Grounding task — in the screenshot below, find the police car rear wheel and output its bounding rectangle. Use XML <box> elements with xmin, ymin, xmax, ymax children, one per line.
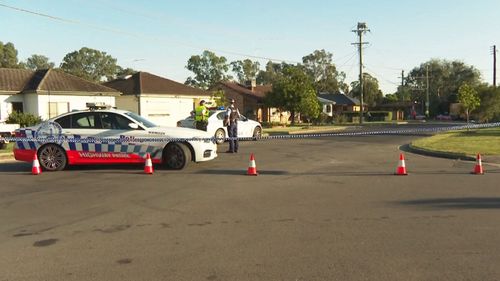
<box><xmin>164</xmin><ymin>143</ymin><xmax>191</xmax><ymax>170</ymax></box>
<box><xmin>38</xmin><ymin>144</ymin><xmax>67</xmax><ymax>171</ymax></box>
<box><xmin>215</xmin><ymin>129</ymin><xmax>225</xmax><ymax>144</ymax></box>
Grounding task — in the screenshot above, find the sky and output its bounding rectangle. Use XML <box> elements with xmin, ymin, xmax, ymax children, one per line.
<box><xmin>1</xmin><ymin>0</ymin><xmax>499</xmax><ymax>94</ymax></box>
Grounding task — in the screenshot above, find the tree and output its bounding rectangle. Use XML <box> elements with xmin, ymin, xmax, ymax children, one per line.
<box><xmin>230</xmin><ymin>59</ymin><xmax>260</xmax><ymax>84</ymax></box>
<box><xmin>0</xmin><ymin>41</ymin><xmax>21</xmax><ymax>68</ymax></box>
<box><xmin>406</xmin><ymin>59</ymin><xmax>481</xmax><ymax>115</ymax></box>
<box><xmin>256</xmin><ymin>61</ymin><xmax>291</xmax><ymax>85</ymax></box>
<box><xmin>476</xmin><ymin>85</ymin><xmax>500</xmax><ymax>122</ymax></box>
<box><xmin>25</xmin><ymin>54</ymin><xmax>55</xmax><ymax>70</ymax></box>
<box><xmin>458</xmin><ymin>83</ymin><xmax>480</xmax><ymax>124</ymax></box>
<box><xmin>265</xmin><ymin>65</ymin><xmax>320</xmax><ymax>124</ymax></box>
<box><xmin>116</xmin><ymin>67</ymin><xmax>137</xmax><ymax>77</ymax></box>
<box><xmin>60</xmin><ymin>47</ymin><xmax>120</xmax><ymax>82</ymax></box>
<box><xmin>302</xmin><ymin>49</ymin><xmax>346</xmax><ymax>93</ymax></box>
<box><xmin>185</xmin><ymin>50</ymin><xmax>231</xmax><ymax>90</ymax></box>
<box><xmin>349</xmin><ymin>73</ymin><xmax>383</xmax><ymax>106</ymax></box>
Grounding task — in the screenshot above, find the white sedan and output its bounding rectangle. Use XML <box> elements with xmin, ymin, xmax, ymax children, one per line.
<box><xmin>177</xmin><ymin>110</ymin><xmax>263</xmax><ymax>144</ymax></box>
<box><xmin>14</xmin><ymin>107</ymin><xmax>217</xmax><ymax>171</ymax></box>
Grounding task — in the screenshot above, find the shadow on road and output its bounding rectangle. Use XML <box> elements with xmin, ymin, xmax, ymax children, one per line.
<box><xmin>398</xmin><ymin>197</ymin><xmax>500</xmax><ymax>209</ymax></box>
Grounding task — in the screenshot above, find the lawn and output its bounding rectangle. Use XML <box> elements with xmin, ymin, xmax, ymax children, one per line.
<box><xmin>0</xmin><ymin>142</ymin><xmax>13</xmax><ymax>150</ymax></box>
<box><xmin>411</xmin><ymin>127</ymin><xmax>500</xmax><ymax>156</ymax></box>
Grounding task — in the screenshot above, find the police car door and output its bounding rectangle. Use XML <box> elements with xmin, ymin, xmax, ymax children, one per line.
<box><xmin>94</xmin><ymin>112</ymin><xmax>148</xmax><ymax>161</ymax></box>
<box><xmin>52</xmin><ymin>112</ymin><xmax>104</xmax><ymax>160</ymax></box>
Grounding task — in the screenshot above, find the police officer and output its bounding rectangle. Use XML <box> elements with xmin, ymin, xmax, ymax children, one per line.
<box><xmin>195</xmin><ymin>100</ymin><xmax>209</xmax><ymax>131</ymax></box>
<box><xmin>224</xmin><ymin>99</ymin><xmax>240</xmax><ymax>153</ymax></box>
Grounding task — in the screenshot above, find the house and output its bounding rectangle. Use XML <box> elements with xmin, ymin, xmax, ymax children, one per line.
<box><xmin>374</xmin><ymin>101</ymin><xmax>415</xmax><ymax>120</ymax></box>
<box><xmin>318</xmin><ymin>92</ymin><xmax>365</xmax><ymax>113</ymax></box>
<box><xmin>212</xmin><ymin>81</ymin><xmax>290</xmax><ymax>124</ymax></box>
<box><xmin>317</xmin><ymin>96</ymin><xmax>335</xmax><ymax>117</ymax></box>
<box><xmin>0</xmin><ymin>68</ymin><xmax>120</xmax><ymax>122</ymax></box>
<box><xmin>104</xmin><ymin>72</ymin><xmax>212</xmax><ymax>127</ymax></box>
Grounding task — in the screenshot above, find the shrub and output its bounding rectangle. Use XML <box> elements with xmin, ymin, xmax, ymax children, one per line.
<box><xmin>6</xmin><ymin>112</ymin><xmax>43</xmax><ymax>127</ymax></box>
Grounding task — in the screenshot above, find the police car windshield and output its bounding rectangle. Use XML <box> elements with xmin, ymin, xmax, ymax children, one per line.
<box><xmin>124</xmin><ymin>112</ymin><xmax>157</xmax><ymax>128</ymax></box>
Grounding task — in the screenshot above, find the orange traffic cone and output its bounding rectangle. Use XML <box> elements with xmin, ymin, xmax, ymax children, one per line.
<box><xmin>395</xmin><ymin>153</ymin><xmax>408</xmax><ymax>175</ymax></box>
<box><xmin>247</xmin><ymin>153</ymin><xmax>258</xmax><ymax>176</ymax></box>
<box><xmin>32</xmin><ymin>153</ymin><xmax>41</xmax><ymax>175</ymax></box>
<box><xmin>144</xmin><ymin>153</ymin><xmax>153</xmax><ymax>174</ymax></box>
<box><xmin>472</xmin><ymin>153</ymin><xmax>484</xmax><ymax>175</ymax></box>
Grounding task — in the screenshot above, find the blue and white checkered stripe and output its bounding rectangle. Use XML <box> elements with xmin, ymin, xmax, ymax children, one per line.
<box><xmin>15</xmin><ymin>131</ymin><xmax>162</xmax><ymax>159</ymax></box>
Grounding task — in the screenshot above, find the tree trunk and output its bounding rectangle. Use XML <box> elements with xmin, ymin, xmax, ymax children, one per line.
<box><xmin>291</xmin><ymin>110</ymin><xmax>295</xmax><ymax>125</ymax></box>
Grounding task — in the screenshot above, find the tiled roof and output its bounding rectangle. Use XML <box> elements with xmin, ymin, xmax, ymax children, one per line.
<box><xmin>0</xmin><ymin>68</ymin><xmax>35</xmax><ymax>92</ymax></box>
<box><xmin>0</xmin><ymin>68</ymin><xmax>120</xmax><ymax>95</ymax></box>
<box><xmin>104</xmin><ymin>72</ymin><xmax>210</xmax><ymax>96</ymax></box>
<box><xmin>318</xmin><ymin>92</ymin><xmax>360</xmax><ymax>105</ymax></box>
<box><xmin>216</xmin><ymin>82</ymin><xmax>272</xmax><ymax>99</ymax></box>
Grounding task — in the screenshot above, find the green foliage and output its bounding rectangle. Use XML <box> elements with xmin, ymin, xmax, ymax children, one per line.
<box><xmin>60</xmin><ymin>47</ymin><xmax>120</xmax><ymax>82</ymax></box>
<box><xmin>265</xmin><ymin>66</ymin><xmax>320</xmax><ymax>124</ymax></box>
<box><xmin>185</xmin><ymin>50</ymin><xmax>231</xmax><ymax>90</ymax></box>
<box><xmin>230</xmin><ymin>59</ymin><xmax>260</xmax><ymax>84</ymax></box>
<box><xmin>350</xmin><ymin>73</ymin><xmax>383</xmax><ymax>106</ymax></box>
<box><xmin>406</xmin><ymin>59</ymin><xmax>481</xmax><ymax>115</ymax></box>
<box><xmin>0</xmin><ymin>41</ymin><xmax>22</xmax><ymax>68</ymax></box>
<box><xmin>115</xmin><ymin>67</ymin><xmax>136</xmax><ymax>77</ymax></box>
<box><xmin>302</xmin><ymin>49</ymin><xmax>346</xmax><ymax>93</ymax></box>
<box><xmin>211</xmin><ymin>90</ymin><xmax>226</xmax><ymax>107</ymax></box>
<box><xmin>25</xmin><ymin>54</ymin><xmax>55</xmax><ymax>70</ymax></box>
<box><xmin>6</xmin><ymin>111</ymin><xmax>43</xmax><ymax>127</ymax></box>
<box><xmin>382</xmin><ymin>93</ymin><xmax>399</xmax><ymax>103</ymax></box>
<box><xmin>476</xmin><ymin>85</ymin><xmax>500</xmax><ymax>122</ymax></box>
<box><xmin>256</xmin><ymin>61</ymin><xmax>292</xmax><ymax>85</ymax></box>
<box><xmin>458</xmin><ymin>83</ymin><xmax>480</xmax><ymax>123</ymax></box>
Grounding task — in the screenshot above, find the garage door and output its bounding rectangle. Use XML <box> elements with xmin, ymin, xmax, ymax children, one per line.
<box><xmin>141</xmin><ymin>97</ymin><xmax>193</xmax><ymax>127</ymax></box>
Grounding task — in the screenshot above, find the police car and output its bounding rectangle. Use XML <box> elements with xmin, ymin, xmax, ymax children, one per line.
<box><xmin>13</xmin><ymin>103</ymin><xmax>218</xmax><ymax>171</ymax></box>
<box><xmin>177</xmin><ymin>109</ymin><xmax>262</xmax><ymax>144</ymax></box>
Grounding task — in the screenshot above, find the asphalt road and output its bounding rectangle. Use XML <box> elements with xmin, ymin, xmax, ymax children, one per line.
<box><xmin>1</xmin><ymin>135</ymin><xmax>500</xmax><ymax>281</ymax></box>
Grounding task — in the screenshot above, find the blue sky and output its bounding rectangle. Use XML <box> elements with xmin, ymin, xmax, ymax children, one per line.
<box><xmin>1</xmin><ymin>0</ymin><xmax>499</xmax><ymax>94</ymax></box>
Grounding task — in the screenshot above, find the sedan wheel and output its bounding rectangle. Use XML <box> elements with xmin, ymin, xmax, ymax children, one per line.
<box><xmin>163</xmin><ymin>143</ymin><xmax>191</xmax><ymax>170</ymax></box>
<box><xmin>38</xmin><ymin>144</ymin><xmax>67</xmax><ymax>171</ymax></box>
<box><xmin>253</xmin><ymin>126</ymin><xmax>262</xmax><ymax>140</ymax></box>
<box><xmin>215</xmin><ymin>129</ymin><xmax>226</xmax><ymax>144</ymax></box>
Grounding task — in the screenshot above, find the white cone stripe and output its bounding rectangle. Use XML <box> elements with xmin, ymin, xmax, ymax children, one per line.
<box><xmin>398</xmin><ymin>159</ymin><xmax>405</xmax><ymax>167</ymax></box>
<box><xmin>32</xmin><ymin>160</ymin><xmax>40</xmax><ymax>167</ymax></box>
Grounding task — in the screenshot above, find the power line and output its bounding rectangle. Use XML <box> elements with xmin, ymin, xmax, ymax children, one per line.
<box><xmin>0</xmin><ymin>2</ymin><xmax>302</xmax><ymax>64</ymax></box>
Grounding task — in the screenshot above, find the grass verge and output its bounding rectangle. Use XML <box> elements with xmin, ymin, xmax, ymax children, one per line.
<box><xmin>411</xmin><ymin>127</ymin><xmax>500</xmax><ymax>156</ymax></box>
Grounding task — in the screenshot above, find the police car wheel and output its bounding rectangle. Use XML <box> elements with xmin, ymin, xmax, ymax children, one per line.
<box><xmin>38</xmin><ymin>144</ymin><xmax>67</xmax><ymax>171</ymax></box>
<box><xmin>253</xmin><ymin>126</ymin><xmax>262</xmax><ymax>140</ymax></box>
<box><xmin>215</xmin><ymin>129</ymin><xmax>225</xmax><ymax>144</ymax></box>
<box><xmin>163</xmin><ymin>143</ymin><xmax>191</xmax><ymax>170</ymax></box>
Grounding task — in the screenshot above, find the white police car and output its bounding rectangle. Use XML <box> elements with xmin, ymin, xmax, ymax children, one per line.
<box><xmin>14</xmin><ymin>105</ymin><xmax>217</xmax><ymax>171</ymax></box>
<box><xmin>177</xmin><ymin>109</ymin><xmax>263</xmax><ymax>144</ymax></box>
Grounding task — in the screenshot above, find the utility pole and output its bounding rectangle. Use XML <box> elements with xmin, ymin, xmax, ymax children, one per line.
<box><xmin>492</xmin><ymin>45</ymin><xmax>497</xmax><ymax>88</ymax></box>
<box><xmin>399</xmin><ymin>70</ymin><xmax>405</xmax><ymax>101</ymax></box>
<box><xmin>426</xmin><ymin>65</ymin><xmax>430</xmax><ymax>117</ymax></box>
<box><xmin>352</xmin><ymin>22</ymin><xmax>370</xmax><ymax>124</ymax></box>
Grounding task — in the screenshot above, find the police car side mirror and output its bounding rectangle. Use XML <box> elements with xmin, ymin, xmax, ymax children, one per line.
<box><xmin>128</xmin><ymin>123</ymin><xmax>139</xmax><ymax>130</ymax></box>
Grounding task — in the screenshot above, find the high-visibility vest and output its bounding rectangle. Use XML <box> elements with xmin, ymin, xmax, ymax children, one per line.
<box><xmin>195</xmin><ymin>105</ymin><xmax>208</xmax><ymax>121</ymax></box>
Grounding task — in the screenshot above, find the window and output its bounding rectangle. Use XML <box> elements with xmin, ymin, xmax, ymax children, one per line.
<box><xmin>55</xmin><ymin>115</ymin><xmax>71</xmax><ymax>128</ymax></box>
<box><xmin>100</xmin><ymin>113</ymin><xmax>136</xmax><ymax>130</ymax></box>
<box><xmin>71</xmin><ymin>113</ymin><xmax>98</xmax><ymax>129</ymax></box>
<box><xmin>326</xmin><ymin>105</ymin><xmax>332</xmax><ymax>113</ymax></box>
<box><xmin>48</xmin><ymin>102</ymin><xmax>69</xmax><ymax>118</ymax></box>
<box><xmin>11</xmin><ymin>102</ymin><xmax>23</xmax><ymax>113</ymax></box>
